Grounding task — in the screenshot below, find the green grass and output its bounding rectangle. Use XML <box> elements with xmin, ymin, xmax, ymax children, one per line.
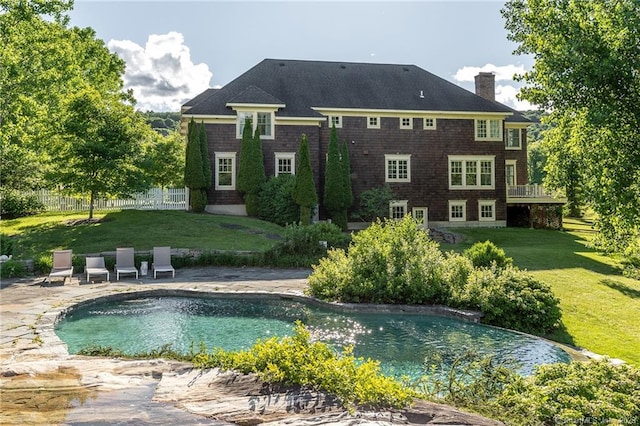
<box><xmin>448</xmin><ymin>219</ymin><xmax>640</xmax><ymax>366</ymax></box>
<box><xmin>1</xmin><ymin>210</ymin><xmax>285</xmax><ymax>258</ymax></box>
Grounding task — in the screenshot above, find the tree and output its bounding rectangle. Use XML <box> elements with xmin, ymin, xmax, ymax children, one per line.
<box><xmin>502</xmin><ymin>0</ymin><xmax>640</xmax><ymax>251</ymax></box>
<box><xmin>51</xmin><ymin>88</ymin><xmax>151</xmax><ymax>219</ymax></box>
<box><xmin>340</xmin><ymin>140</ymin><xmax>354</xmax><ymax>223</ymax></box>
<box><xmin>199</xmin><ymin>121</ymin><xmax>212</xmax><ymax>188</ymax></box>
<box><xmin>143</xmin><ymin>130</ymin><xmax>185</xmax><ymax>189</ymax></box>
<box><xmin>323</xmin><ymin>125</ymin><xmax>345</xmax><ymax>227</ymax></box>
<box><xmin>237</xmin><ymin>121</ymin><xmax>266</xmax><ymax>216</ymax></box>
<box><xmin>292</xmin><ymin>134</ymin><xmax>317</xmax><ymax>225</ymax></box>
<box><xmin>1</xmin><ymin>1</ymin><xmax>127</xmax><ymax>193</ymax></box>
<box><xmin>184</xmin><ymin>118</ymin><xmax>207</xmax><ymax>212</ymax></box>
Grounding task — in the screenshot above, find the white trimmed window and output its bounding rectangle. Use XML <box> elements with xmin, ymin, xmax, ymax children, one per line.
<box><xmin>506</xmin><ymin>160</ymin><xmax>517</xmax><ymax>186</ymax></box>
<box><xmin>412</xmin><ymin>207</ymin><xmax>428</xmax><ymax>229</ymax></box>
<box><xmin>385</xmin><ymin>154</ymin><xmax>411</xmax><ymax>182</ymax></box>
<box><xmin>389</xmin><ymin>200</ymin><xmax>408</xmax><ymax>219</ymax></box>
<box><xmin>475</xmin><ymin>119</ymin><xmax>502</xmax><ymax>141</ymax></box>
<box><xmin>367</xmin><ymin>116</ymin><xmax>380</xmax><ymax>129</ymax></box>
<box><xmin>505</xmin><ymin>128</ymin><xmax>521</xmax><ymax>149</ymax></box>
<box><xmin>330</xmin><ymin>116</ymin><xmax>342</xmax><ymax>128</ymax></box>
<box><xmin>479</xmin><ymin>200</ymin><xmax>496</xmax><ymax>221</ymax></box>
<box><xmin>448</xmin><ymin>156</ymin><xmax>495</xmax><ymax>189</ymax></box>
<box><xmin>275</xmin><ymin>152</ymin><xmax>295</xmax><ymax>176</ymax></box>
<box><xmin>215</xmin><ymin>152</ymin><xmax>236</xmax><ymax>190</ymax></box>
<box><xmin>449</xmin><ymin>200</ymin><xmax>466</xmax><ymax>222</ymax></box>
<box><xmin>400</xmin><ymin>117</ymin><xmax>413</xmax><ymax>129</ymax></box>
<box><xmin>236</xmin><ymin>111</ymin><xmax>274</xmax><ymax>139</ymax></box>
<box><xmin>423</xmin><ymin>117</ymin><xmax>436</xmax><ymax>130</ymax></box>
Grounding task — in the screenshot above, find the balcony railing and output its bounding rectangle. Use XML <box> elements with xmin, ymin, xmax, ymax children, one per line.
<box><xmin>507</xmin><ymin>184</ymin><xmax>566</xmax><ymax>203</ymax></box>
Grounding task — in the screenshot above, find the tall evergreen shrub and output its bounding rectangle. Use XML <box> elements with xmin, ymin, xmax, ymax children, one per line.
<box><xmin>184</xmin><ymin>118</ymin><xmax>207</xmax><ymax>212</ymax></box>
<box><xmin>292</xmin><ymin>134</ymin><xmax>317</xmax><ymax>225</ymax></box>
<box><xmin>237</xmin><ymin>121</ymin><xmax>266</xmax><ymax>216</ymax></box>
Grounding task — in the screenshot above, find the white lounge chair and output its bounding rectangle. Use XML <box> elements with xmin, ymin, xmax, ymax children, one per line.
<box><xmin>86</xmin><ymin>257</ymin><xmax>109</xmax><ymax>282</ymax></box>
<box><xmin>152</xmin><ymin>246</ymin><xmax>175</xmax><ymax>279</ymax></box>
<box><xmin>48</xmin><ymin>249</ymin><xmax>73</xmax><ymax>284</ymax></box>
<box><xmin>115</xmin><ymin>248</ymin><xmax>138</xmax><ymax>280</ymax></box>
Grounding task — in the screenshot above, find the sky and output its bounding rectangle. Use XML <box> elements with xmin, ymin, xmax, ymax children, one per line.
<box><xmin>69</xmin><ymin>0</ymin><xmax>535</xmax><ymax>112</ymax></box>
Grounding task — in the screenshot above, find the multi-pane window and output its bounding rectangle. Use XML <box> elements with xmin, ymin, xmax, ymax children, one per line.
<box><xmin>448</xmin><ymin>156</ymin><xmax>495</xmax><ymax>189</ymax></box>
<box><xmin>423</xmin><ymin>117</ymin><xmax>436</xmax><ymax>129</ymax></box>
<box><xmin>389</xmin><ymin>200</ymin><xmax>408</xmax><ymax>219</ymax></box>
<box><xmin>479</xmin><ymin>200</ymin><xmax>496</xmax><ymax>221</ymax></box>
<box><xmin>368</xmin><ymin>117</ymin><xmax>380</xmax><ymax>129</ymax></box>
<box><xmin>385</xmin><ymin>154</ymin><xmax>411</xmax><ymax>182</ymax></box>
<box><xmin>257</xmin><ymin>112</ymin><xmax>272</xmax><ymax>137</ymax></box>
<box><xmin>449</xmin><ymin>201</ymin><xmax>466</xmax><ymax>221</ymax></box>
<box><xmin>215</xmin><ymin>152</ymin><xmax>236</xmax><ymax>190</ymax></box>
<box><xmin>330</xmin><ymin>116</ymin><xmax>342</xmax><ymax>128</ymax></box>
<box><xmin>275</xmin><ymin>152</ymin><xmax>295</xmax><ymax>176</ymax></box>
<box><xmin>400</xmin><ymin>117</ymin><xmax>412</xmax><ymax>129</ymax></box>
<box><xmin>505</xmin><ymin>161</ymin><xmax>516</xmax><ymax>186</ymax></box>
<box><xmin>506</xmin><ymin>128</ymin><xmax>521</xmax><ymax>149</ymax></box>
<box><xmin>412</xmin><ymin>207</ymin><xmax>428</xmax><ymax>229</ymax></box>
<box><xmin>475</xmin><ymin>119</ymin><xmax>502</xmax><ymax>141</ymax></box>
<box><xmin>236</xmin><ymin>111</ymin><xmax>274</xmax><ymax>139</ymax></box>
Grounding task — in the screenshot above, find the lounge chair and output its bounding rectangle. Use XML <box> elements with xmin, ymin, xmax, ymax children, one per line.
<box><xmin>152</xmin><ymin>246</ymin><xmax>175</xmax><ymax>279</ymax></box>
<box><xmin>115</xmin><ymin>248</ymin><xmax>138</xmax><ymax>280</ymax></box>
<box><xmin>48</xmin><ymin>249</ymin><xmax>73</xmax><ymax>284</ymax></box>
<box><xmin>86</xmin><ymin>257</ymin><xmax>109</xmax><ymax>282</ymax></box>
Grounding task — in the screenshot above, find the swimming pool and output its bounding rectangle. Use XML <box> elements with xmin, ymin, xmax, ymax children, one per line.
<box><xmin>55</xmin><ymin>293</ymin><xmax>571</xmax><ymax>378</ymax></box>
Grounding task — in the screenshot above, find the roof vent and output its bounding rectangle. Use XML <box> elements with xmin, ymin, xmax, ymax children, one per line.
<box><xmin>279</xmin><ymin>62</ymin><xmax>285</xmax><ymax>67</ymax></box>
<box><xmin>403</xmin><ymin>67</ymin><xmax>409</xmax><ymax>72</ymax></box>
<box><xmin>419</xmin><ymin>90</ymin><xmax>425</xmax><ymax>99</ymax></box>
<box><xmin>340</xmin><ymin>65</ymin><xmax>346</xmax><ymax>69</ymax></box>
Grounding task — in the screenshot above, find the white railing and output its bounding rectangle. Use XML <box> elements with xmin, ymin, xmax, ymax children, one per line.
<box><xmin>28</xmin><ymin>188</ymin><xmax>188</xmax><ymax>212</ymax></box>
<box><xmin>507</xmin><ymin>184</ymin><xmax>565</xmax><ymax>200</ymax></box>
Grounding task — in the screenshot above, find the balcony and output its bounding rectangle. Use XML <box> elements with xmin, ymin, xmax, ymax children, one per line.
<box><xmin>507</xmin><ymin>184</ymin><xmax>567</xmax><ymax>204</ymax></box>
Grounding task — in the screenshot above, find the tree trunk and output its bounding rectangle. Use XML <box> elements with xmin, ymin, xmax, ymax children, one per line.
<box><xmin>89</xmin><ymin>191</ymin><xmax>95</xmax><ymax>219</ymax></box>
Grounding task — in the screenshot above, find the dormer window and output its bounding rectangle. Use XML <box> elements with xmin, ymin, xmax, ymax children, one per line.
<box><xmin>330</xmin><ymin>116</ymin><xmax>342</xmax><ymax>128</ymax></box>
<box><xmin>236</xmin><ymin>111</ymin><xmax>274</xmax><ymax>139</ymax></box>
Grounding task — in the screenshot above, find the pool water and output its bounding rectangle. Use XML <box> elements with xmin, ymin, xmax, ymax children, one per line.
<box><xmin>55</xmin><ymin>296</ymin><xmax>570</xmax><ymax>378</ymax></box>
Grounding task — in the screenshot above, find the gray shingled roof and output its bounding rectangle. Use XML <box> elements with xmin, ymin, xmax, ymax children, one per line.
<box><xmin>184</xmin><ymin>59</ymin><xmax>520</xmax><ymax>118</ymax></box>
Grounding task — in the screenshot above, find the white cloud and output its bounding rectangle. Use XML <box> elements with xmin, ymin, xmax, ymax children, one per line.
<box><xmin>453</xmin><ymin>63</ymin><xmax>536</xmax><ymax>110</ymax></box>
<box><xmin>496</xmin><ymin>85</ymin><xmax>535</xmax><ymax>111</ymax></box>
<box><xmin>108</xmin><ymin>32</ymin><xmax>212</xmax><ymax>112</ymax></box>
<box><xmin>453</xmin><ymin>63</ymin><xmax>527</xmax><ymax>83</ymax></box>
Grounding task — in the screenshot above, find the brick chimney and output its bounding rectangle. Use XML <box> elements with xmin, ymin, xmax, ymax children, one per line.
<box><xmin>474</xmin><ymin>72</ymin><xmax>495</xmax><ymax>101</ymax></box>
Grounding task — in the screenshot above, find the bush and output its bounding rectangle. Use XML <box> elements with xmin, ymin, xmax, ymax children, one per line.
<box><xmin>308</xmin><ymin>216</ymin><xmax>449</xmax><ymax>304</ymax></box>
<box><xmin>496</xmin><ymin>359</ymin><xmax>640</xmax><ymax>425</ymax></box>
<box><xmin>0</xmin><ymin>259</ymin><xmax>26</xmax><ymax>278</ymax></box>
<box><xmin>268</xmin><ymin>222</ymin><xmax>349</xmax><ymax>258</ymax></box>
<box><xmin>458</xmin><ymin>265</ymin><xmax>561</xmax><ymax>334</ymax></box>
<box><xmin>351</xmin><ymin>185</ymin><xmax>395</xmax><ymax>222</ymax></box>
<box><xmin>0</xmin><ymin>189</ymin><xmax>45</xmax><ymax>218</ymax></box>
<box><xmin>0</xmin><ymin>234</ymin><xmax>15</xmax><ymax>256</ymax></box>
<box><xmin>193</xmin><ymin>322</ymin><xmax>416</xmax><ymax>410</ymax></box>
<box><xmin>257</xmin><ymin>174</ymin><xmax>299</xmax><ymax>226</ymax></box>
<box><xmin>463</xmin><ymin>240</ymin><xmax>513</xmax><ymax>269</ymax></box>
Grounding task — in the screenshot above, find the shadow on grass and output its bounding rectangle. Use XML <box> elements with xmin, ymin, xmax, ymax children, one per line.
<box><xmin>602</xmin><ymin>279</ymin><xmax>640</xmax><ymax>299</ymax></box>
<box><xmin>545</xmin><ymin>321</ymin><xmax>577</xmax><ymax>348</ymax></box>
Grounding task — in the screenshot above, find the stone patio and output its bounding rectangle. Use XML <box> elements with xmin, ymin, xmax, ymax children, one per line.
<box><xmin>0</xmin><ymin>267</ymin><xmax>502</xmax><ymax>425</ymax></box>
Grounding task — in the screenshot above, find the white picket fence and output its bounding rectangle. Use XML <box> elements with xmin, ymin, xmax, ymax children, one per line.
<box><xmin>29</xmin><ymin>188</ymin><xmax>188</xmax><ymax>212</ymax></box>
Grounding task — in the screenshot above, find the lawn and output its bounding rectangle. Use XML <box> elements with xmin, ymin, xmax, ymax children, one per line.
<box><xmin>449</xmin><ymin>219</ymin><xmax>640</xmax><ymax>366</ymax></box>
<box><xmin>1</xmin><ymin>210</ymin><xmax>285</xmax><ymax>259</ymax></box>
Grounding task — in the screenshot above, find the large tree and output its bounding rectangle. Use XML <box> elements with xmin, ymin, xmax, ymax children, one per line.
<box><xmin>502</xmin><ymin>0</ymin><xmax>640</xmax><ymax>251</ymax></box>
<box><xmin>143</xmin><ymin>130</ymin><xmax>185</xmax><ymax>189</ymax></box>
<box><xmin>51</xmin><ymin>87</ymin><xmax>151</xmax><ymax>219</ymax></box>
<box><xmin>1</xmin><ymin>1</ymin><xmax>127</xmax><ymax>192</ymax></box>
<box><xmin>292</xmin><ymin>134</ymin><xmax>317</xmax><ymax>225</ymax></box>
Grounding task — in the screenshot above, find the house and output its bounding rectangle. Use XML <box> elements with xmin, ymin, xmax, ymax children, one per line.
<box><xmin>182</xmin><ymin>59</ymin><xmax>563</xmax><ymax>228</ymax></box>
